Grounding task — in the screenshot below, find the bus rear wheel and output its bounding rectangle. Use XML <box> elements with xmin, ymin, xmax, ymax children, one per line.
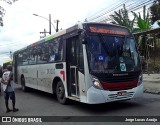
<box><xmin>56</xmin><ymin>81</ymin><xmax>67</xmax><ymax>104</ymax></box>
<box><xmin>21</xmin><ymin>77</ymin><xmax>28</xmax><ymax>92</ymax></box>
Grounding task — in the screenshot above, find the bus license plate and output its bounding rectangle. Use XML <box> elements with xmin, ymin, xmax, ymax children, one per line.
<box><xmin>117</xmin><ymin>91</ymin><xmax>127</xmax><ymax>96</ymax></box>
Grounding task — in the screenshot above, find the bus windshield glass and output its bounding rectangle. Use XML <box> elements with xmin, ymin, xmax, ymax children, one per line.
<box><xmin>86</xmin><ymin>34</ymin><xmax>141</xmax><ymax>73</ymax></box>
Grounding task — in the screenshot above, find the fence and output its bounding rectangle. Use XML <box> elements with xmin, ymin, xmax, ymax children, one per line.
<box><xmin>133</xmin><ymin>28</ymin><xmax>160</xmax><ymax>73</ymax></box>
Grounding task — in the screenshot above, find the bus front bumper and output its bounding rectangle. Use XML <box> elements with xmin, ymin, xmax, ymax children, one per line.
<box><xmin>87</xmin><ymin>83</ymin><xmax>143</xmax><ymax>104</ymax></box>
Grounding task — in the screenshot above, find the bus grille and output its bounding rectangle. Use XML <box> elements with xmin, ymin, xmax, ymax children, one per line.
<box><xmin>100</xmin><ymin>79</ymin><xmax>138</xmax><ymax>91</ymax></box>
<box><xmin>93</xmin><ymin>72</ymin><xmax>140</xmax><ymax>91</ymax></box>
<box><xmin>108</xmin><ymin>92</ymin><xmax>135</xmax><ymax>100</ymax></box>
<box><xmin>98</xmin><ymin>74</ymin><xmax>139</xmax><ymax>83</ymax></box>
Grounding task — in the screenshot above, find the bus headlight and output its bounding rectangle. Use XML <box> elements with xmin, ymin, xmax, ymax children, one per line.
<box><xmin>138</xmin><ymin>73</ymin><xmax>143</xmax><ymax>86</ymax></box>
<box><xmin>90</xmin><ymin>75</ymin><xmax>103</xmax><ymax>89</ymax></box>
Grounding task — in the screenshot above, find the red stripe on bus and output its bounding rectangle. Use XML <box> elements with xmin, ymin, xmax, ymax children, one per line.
<box><xmin>100</xmin><ymin>79</ymin><xmax>138</xmax><ymax>91</ymax></box>
<box><xmin>60</xmin><ymin>70</ymin><xmax>65</xmax><ymax>81</ymax></box>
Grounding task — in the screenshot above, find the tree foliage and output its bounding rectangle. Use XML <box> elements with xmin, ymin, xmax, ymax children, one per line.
<box><xmin>132</xmin><ymin>5</ymin><xmax>151</xmax><ymax>32</ymax></box>
<box><xmin>0</xmin><ymin>0</ymin><xmax>18</xmax><ymax>26</ymax></box>
<box><xmin>150</xmin><ymin>0</ymin><xmax>160</xmax><ymax>25</ymax></box>
<box><xmin>110</xmin><ymin>4</ymin><xmax>136</xmax><ymax>32</ymax></box>
<box><xmin>110</xmin><ymin>4</ymin><xmax>151</xmax><ymax>32</ymax></box>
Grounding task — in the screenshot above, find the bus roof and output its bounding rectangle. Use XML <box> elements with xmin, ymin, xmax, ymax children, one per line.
<box><xmin>13</xmin><ymin>23</ymin><xmax>83</xmax><ymax>54</ymax></box>
<box><xmin>13</xmin><ymin>22</ymin><xmax>130</xmax><ymax>54</ymax></box>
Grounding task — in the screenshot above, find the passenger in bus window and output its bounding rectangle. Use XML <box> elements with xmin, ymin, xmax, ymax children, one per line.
<box><xmin>49</xmin><ymin>49</ymin><xmax>56</xmax><ymax>62</ymax></box>
<box><xmin>49</xmin><ymin>54</ymin><xmax>55</xmax><ymax>62</ymax></box>
<box><xmin>95</xmin><ymin>55</ymin><xmax>102</xmax><ymax>70</ymax></box>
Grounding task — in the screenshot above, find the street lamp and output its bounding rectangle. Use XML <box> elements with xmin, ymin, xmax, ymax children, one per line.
<box><xmin>33</xmin><ymin>14</ymin><xmax>56</xmax><ymax>34</ymax></box>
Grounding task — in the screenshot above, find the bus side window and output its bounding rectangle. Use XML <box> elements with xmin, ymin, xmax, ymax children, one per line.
<box><xmin>48</xmin><ymin>42</ymin><xmax>56</xmax><ymax>62</ymax></box>
<box><xmin>49</xmin><ymin>38</ymin><xmax>63</xmax><ymax>62</ymax></box>
<box><xmin>37</xmin><ymin>45</ymin><xmax>42</xmax><ymax>63</ymax></box>
<box><xmin>57</xmin><ymin>39</ymin><xmax>64</xmax><ymax>61</ymax></box>
<box><xmin>27</xmin><ymin>47</ymin><xmax>36</xmax><ymax>65</ymax></box>
<box><xmin>22</xmin><ymin>50</ymin><xmax>29</xmax><ymax>65</ymax></box>
<box><xmin>44</xmin><ymin>43</ymin><xmax>50</xmax><ymax>62</ymax></box>
<box><xmin>18</xmin><ymin>53</ymin><xmax>23</xmax><ymax>65</ymax></box>
<box><xmin>42</xmin><ymin>43</ymin><xmax>49</xmax><ymax>62</ymax></box>
<box><xmin>37</xmin><ymin>44</ymin><xmax>48</xmax><ymax>64</ymax></box>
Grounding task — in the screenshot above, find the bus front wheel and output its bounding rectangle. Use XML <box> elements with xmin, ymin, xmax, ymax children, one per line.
<box><xmin>56</xmin><ymin>81</ymin><xmax>67</xmax><ymax>104</ymax></box>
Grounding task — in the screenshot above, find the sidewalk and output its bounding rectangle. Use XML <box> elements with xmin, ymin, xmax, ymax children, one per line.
<box><xmin>143</xmin><ymin>74</ymin><xmax>160</xmax><ymax>94</ymax></box>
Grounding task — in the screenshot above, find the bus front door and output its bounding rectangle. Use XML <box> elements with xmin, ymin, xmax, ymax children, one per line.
<box><xmin>66</xmin><ymin>37</ymin><xmax>80</xmax><ymax>97</ymax></box>
<box><xmin>13</xmin><ymin>55</ymin><xmax>18</xmax><ymax>83</ymax></box>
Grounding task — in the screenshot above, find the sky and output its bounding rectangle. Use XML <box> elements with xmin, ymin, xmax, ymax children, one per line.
<box><xmin>0</xmin><ymin>0</ymin><xmax>159</xmax><ymax>66</ymax></box>
<box><xmin>0</xmin><ymin>0</ymin><xmax>117</xmax><ymax>65</ymax></box>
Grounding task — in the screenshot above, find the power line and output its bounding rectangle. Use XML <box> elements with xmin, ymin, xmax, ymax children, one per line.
<box><xmin>87</xmin><ymin>0</ymin><xmax>128</xmax><ymax>20</ymax></box>
<box><xmin>87</xmin><ymin>0</ymin><xmax>154</xmax><ymax>22</ymax></box>
<box><xmin>87</xmin><ymin>0</ymin><xmax>130</xmax><ymax>21</ymax></box>
<box><xmin>92</xmin><ymin>0</ymin><xmax>154</xmax><ymax>22</ymax></box>
<box><xmin>128</xmin><ymin>0</ymin><xmax>153</xmax><ymax>11</ymax></box>
<box><xmin>88</xmin><ymin>0</ymin><xmax>144</xmax><ymax>21</ymax></box>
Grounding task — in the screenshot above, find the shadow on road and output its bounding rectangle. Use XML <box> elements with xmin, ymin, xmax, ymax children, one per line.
<box><xmin>14</xmin><ymin>86</ymin><xmax>145</xmax><ymax>115</ymax></box>
<box><xmin>69</xmin><ymin>101</ymin><xmax>141</xmax><ymax>115</ymax></box>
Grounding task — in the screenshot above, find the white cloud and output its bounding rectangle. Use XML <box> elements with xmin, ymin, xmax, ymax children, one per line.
<box><xmin>0</xmin><ymin>0</ymin><xmax>113</xmax><ymax>65</ymax></box>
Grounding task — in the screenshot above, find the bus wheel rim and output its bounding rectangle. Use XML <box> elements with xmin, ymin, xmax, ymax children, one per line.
<box><xmin>58</xmin><ymin>85</ymin><xmax>64</xmax><ymax>99</ymax></box>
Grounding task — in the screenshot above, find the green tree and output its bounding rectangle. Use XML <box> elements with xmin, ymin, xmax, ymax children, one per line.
<box><xmin>150</xmin><ymin>0</ymin><xmax>160</xmax><ymax>26</ymax></box>
<box><xmin>0</xmin><ymin>0</ymin><xmax>17</xmax><ymax>26</ymax></box>
<box><xmin>110</xmin><ymin>4</ymin><xmax>136</xmax><ymax>32</ymax></box>
<box><xmin>132</xmin><ymin>5</ymin><xmax>151</xmax><ymax>32</ymax></box>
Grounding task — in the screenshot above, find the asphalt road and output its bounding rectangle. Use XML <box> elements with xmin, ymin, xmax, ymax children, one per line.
<box><xmin>0</xmin><ymin>84</ymin><xmax>160</xmax><ymax>125</ymax></box>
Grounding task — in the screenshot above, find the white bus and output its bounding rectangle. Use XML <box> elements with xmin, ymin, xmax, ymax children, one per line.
<box><xmin>13</xmin><ymin>22</ymin><xmax>143</xmax><ymax>104</ymax></box>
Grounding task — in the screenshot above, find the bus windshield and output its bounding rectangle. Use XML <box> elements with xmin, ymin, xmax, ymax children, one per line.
<box><xmin>86</xmin><ymin>34</ymin><xmax>141</xmax><ymax>73</ymax></box>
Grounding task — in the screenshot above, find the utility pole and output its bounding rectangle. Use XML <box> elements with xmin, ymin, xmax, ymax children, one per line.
<box><xmin>33</xmin><ymin>14</ymin><xmax>57</xmax><ymax>36</ymax></box>
<box><xmin>40</xmin><ymin>29</ymin><xmax>47</xmax><ymax>38</ymax></box>
<box><xmin>49</xmin><ymin>14</ymin><xmax>51</xmax><ymax>34</ymax></box>
<box><xmin>55</xmin><ymin>20</ymin><xmax>60</xmax><ymax>32</ymax></box>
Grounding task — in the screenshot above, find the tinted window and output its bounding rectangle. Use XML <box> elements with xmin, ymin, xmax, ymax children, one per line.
<box><xmin>48</xmin><ymin>38</ymin><xmax>63</xmax><ymax>62</ymax></box>
<box><xmin>22</xmin><ymin>50</ymin><xmax>28</xmax><ymax>65</ymax></box>
<box><xmin>37</xmin><ymin>44</ymin><xmax>48</xmax><ymax>64</ymax></box>
<box><xmin>28</xmin><ymin>47</ymin><xmax>37</xmax><ymax>64</ymax></box>
<box><xmin>86</xmin><ymin>35</ymin><xmax>141</xmax><ymax>73</ymax></box>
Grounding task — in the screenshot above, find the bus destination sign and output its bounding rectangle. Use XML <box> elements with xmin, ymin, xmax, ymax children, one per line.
<box><xmin>89</xmin><ymin>26</ymin><xmax>129</xmax><ymax>35</ymax></box>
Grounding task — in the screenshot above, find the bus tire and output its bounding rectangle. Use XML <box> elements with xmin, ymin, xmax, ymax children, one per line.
<box><xmin>56</xmin><ymin>81</ymin><xmax>68</xmax><ymax>104</ymax></box>
<box><xmin>21</xmin><ymin>77</ymin><xmax>28</xmax><ymax>92</ymax></box>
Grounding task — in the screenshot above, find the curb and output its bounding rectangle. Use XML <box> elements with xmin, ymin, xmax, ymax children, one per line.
<box><xmin>144</xmin><ymin>80</ymin><xmax>160</xmax><ymax>83</ymax></box>
<box><xmin>144</xmin><ymin>88</ymin><xmax>160</xmax><ymax>95</ymax></box>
